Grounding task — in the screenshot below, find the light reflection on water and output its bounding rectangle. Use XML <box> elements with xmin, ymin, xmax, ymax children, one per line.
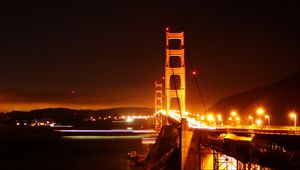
<box><xmin>60</xmin><ymin>135</ymin><xmax>153</xmax><ymax>170</ymax></box>
<box><xmin>0</xmin><ymin>125</ymin><xmax>155</xmax><ymax>170</ymax></box>
<box><xmin>62</xmin><ymin>134</ymin><xmax>157</xmax><ymax>140</ymax></box>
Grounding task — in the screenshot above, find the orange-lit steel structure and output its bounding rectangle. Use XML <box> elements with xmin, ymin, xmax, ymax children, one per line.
<box><xmin>154</xmin><ymin>82</ymin><xmax>163</xmax><ymax>113</ymax></box>
<box><xmin>165</xmin><ymin>30</ymin><xmax>186</xmax><ymax>114</ymax></box>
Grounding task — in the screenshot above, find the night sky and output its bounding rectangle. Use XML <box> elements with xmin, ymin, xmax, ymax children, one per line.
<box><xmin>0</xmin><ymin>1</ymin><xmax>299</xmax><ymax>112</ymax></box>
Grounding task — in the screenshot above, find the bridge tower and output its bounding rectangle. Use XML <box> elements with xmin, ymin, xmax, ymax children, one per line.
<box><xmin>154</xmin><ymin>82</ymin><xmax>163</xmax><ymax>130</ymax></box>
<box><xmin>154</xmin><ymin>82</ymin><xmax>163</xmax><ymax>113</ymax></box>
<box><xmin>165</xmin><ymin>29</ymin><xmax>186</xmax><ymax>114</ymax></box>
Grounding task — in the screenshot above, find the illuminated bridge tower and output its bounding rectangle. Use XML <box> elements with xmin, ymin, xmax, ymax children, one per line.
<box><xmin>154</xmin><ymin>82</ymin><xmax>163</xmax><ymax>113</ymax></box>
<box><xmin>165</xmin><ymin>30</ymin><xmax>186</xmax><ymax>114</ymax></box>
<box><xmin>154</xmin><ymin>82</ymin><xmax>163</xmax><ymax>130</ymax></box>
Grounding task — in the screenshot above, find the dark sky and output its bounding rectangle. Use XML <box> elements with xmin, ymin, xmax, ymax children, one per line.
<box><xmin>0</xmin><ymin>0</ymin><xmax>299</xmax><ymax>112</ymax></box>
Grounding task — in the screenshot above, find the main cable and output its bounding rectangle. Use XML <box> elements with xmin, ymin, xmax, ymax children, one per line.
<box><xmin>185</xmin><ymin>44</ymin><xmax>207</xmax><ymax>114</ymax></box>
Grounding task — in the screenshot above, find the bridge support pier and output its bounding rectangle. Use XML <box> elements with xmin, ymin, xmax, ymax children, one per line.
<box><xmin>182</xmin><ymin>118</ymin><xmax>201</xmax><ymax>170</ymax></box>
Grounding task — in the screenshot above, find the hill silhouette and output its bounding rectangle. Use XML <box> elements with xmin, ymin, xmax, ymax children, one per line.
<box><xmin>209</xmin><ymin>72</ymin><xmax>300</xmax><ymax>126</ymax></box>
<box><xmin>0</xmin><ymin>107</ymin><xmax>154</xmax><ymax>125</ymax></box>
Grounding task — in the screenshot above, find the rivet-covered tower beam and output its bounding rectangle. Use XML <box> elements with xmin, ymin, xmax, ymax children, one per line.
<box><xmin>165</xmin><ymin>30</ymin><xmax>186</xmax><ymax>114</ymax></box>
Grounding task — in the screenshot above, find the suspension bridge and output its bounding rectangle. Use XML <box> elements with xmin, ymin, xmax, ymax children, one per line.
<box><xmin>151</xmin><ymin>28</ymin><xmax>300</xmax><ymax>170</ymax></box>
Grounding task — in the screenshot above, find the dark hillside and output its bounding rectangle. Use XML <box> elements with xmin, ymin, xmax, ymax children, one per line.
<box><xmin>209</xmin><ymin>72</ymin><xmax>300</xmax><ymax>125</ymax></box>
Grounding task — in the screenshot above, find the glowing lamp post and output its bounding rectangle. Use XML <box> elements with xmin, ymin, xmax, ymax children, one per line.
<box><xmin>256</xmin><ymin>108</ymin><xmax>264</xmax><ymax>115</ymax></box>
<box><xmin>290</xmin><ymin>112</ymin><xmax>297</xmax><ymax>128</ymax></box>
<box><xmin>228</xmin><ymin>117</ymin><xmax>232</xmax><ymax>125</ymax></box>
<box><xmin>231</xmin><ymin>111</ymin><xmax>237</xmax><ymax>117</ymax></box>
<box><xmin>217</xmin><ymin>114</ymin><xmax>222</xmax><ymax>125</ymax></box>
<box><xmin>235</xmin><ymin>117</ymin><xmax>240</xmax><ymax>125</ymax></box>
<box><xmin>217</xmin><ymin>114</ymin><xmax>222</xmax><ymax>121</ymax></box>
<box><xmin>200</xmin><ymin>115</ymin><xmax>205</xmax><ymax>121</ymax></box>
<box><xmin>256</xmin><ymin>119</ymin><xmax>262</xmax><ymax>126</ymax></box>
<box><xmin>207</xmin><ymin>114</ymin><xmax>214</xmax><ymax>125</ymax></box>
<box><xmin>264</xmin><ymin>115</ymin><xmax>270</xmax><ymax>126</ymax></box>
<box><xmin>230</xmin><ymin>111</ymin><xmax>237</xmax><ymax>125</ymax></box>
<box><xmin>248</xmin><ymin>116</ymin><xmax>254</xmax><ymax>125</ymax></box>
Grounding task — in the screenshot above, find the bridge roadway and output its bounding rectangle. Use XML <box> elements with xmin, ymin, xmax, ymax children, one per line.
<box><xmin>167</xmin><ymin>111</ymin><xmax>300</xmax><ymax>135</ymax></box>
<box><xmin>159</xmin><ymin>111</ymin><xmax>300</xmax><ymax>169</ymax></box>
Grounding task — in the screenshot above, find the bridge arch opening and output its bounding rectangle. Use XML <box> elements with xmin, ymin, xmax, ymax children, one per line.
<box><xmin>170</xmin><ymin>75</ymin><xmax>181</xmax><ymax>89</ymax></box>
<box><xmin>168</xmin><ymin>39</ymin><xmax>181</xmax><ymax>49</ymax></box>
<box><xmin>169</xmin><ymin>56</ymin><xmax>182</xmax><ymax>68</ymax></box>
<box><xmin>170</xmin><ymin>97</ymin><xmax>180</xmax><ymax>110</ymax></box>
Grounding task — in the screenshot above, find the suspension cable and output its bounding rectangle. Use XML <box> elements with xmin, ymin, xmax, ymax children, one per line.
<box><xmin>185</xmin><ymin>45</ymin><xmax>207</xmax><ymax>114</ymax></box>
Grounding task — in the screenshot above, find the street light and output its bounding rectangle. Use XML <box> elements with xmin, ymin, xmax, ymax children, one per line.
<box><xmin>256</xmin><ymin>119</ymin><xmax>262</xmax><ymax>126</ymax></box>
<box><xmin>248</xmin><ymin>116</ymin><xmax>254</xmax><ymax>125</ymax></box>
<box><xmin>207</xmin><ymin>114</ymin><xmax>214</xmax><ymax>121</ymax></box>
<box><xmin>290</xmin><ymin>112</ymin><xmax>297</xmax><ymax>128</ymax></box>
<box><xmin>235</xmin><ymin>117</ymin><xmax>240</xmax><ymax>125</ymax></box>
<box><xmin>231</xmin><ymin>111</ymin><xmax>237</xmax><ymax>117</ymax></box>
<box><xmin>200</xmin><ymin>115</ymin><xmax>205</xmax><ymax>121</ymax></box>
<box><xmin>256</xmin><ymin>108</ymin><xmax>264</xmax><ymax>115</ymax></box>
<box><xmin>228</xmin><ymin>117</ymin><xmax>232</xmax><ymax>125</ymax></box>
<box><xmin>217</xmin><ymin>114</ymin><xmax>222</xmax><ymax>121</ymax></box>
<box><xmin>264</xmin><ymin>115</ymin><xmax>270</xmax><ymax>126</ymax></box>
<box><xmin>207</xmin><ymin>114</ymin><xmax>214</xmax><ymax>125</ymax></box>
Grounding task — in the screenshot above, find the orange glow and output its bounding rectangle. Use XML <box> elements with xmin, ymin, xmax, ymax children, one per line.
<box><xmin>207</xmin><ymin>114</ymin><xmax>213</xmax><ymax>120</ymax></box>
<box><xmin>290</xmin><ymin>112</ymin><xmax>296</xmax><ymax>119</ymax></box>
<box><xmin>248</xmin><ymin>116</ymin><xmax>254</xmax><ymax>125</ymax></box>
<box><xmin>256</xmin><ymin>119</ymin><xmax>262</xmax><ymax>126</ymax></box>
<box><xmin>0</xmin><ymin>102</ymin><xmax>127</xmax><ymax>112</ymax></box>
<box><xmin>289</xmin><ymin>112</ymin><xmax>297</xmax><ymax>127</ymax></box>
<box><xmin>200</xmin><ymin>115</ymin><xmax>205</xmax><ymax>121</ymax></box>
<box><xmin>231</xmin><ymin>111</ymin><xmax>237</xmax><ymax>117</ymax></box>
<box><xmin>256</xmin><ymin>107</ymin><xmax>264</xmax><ymax>115</ymax></box>
<box><xmin>217</xmin><ymin>114</ymin><xmax>222</xmax><ymax>120</ymax></box>
<box><xmin>264</xmin><ymin>115</ymin><xmax>270</xmax><ymax>126</ymax></box>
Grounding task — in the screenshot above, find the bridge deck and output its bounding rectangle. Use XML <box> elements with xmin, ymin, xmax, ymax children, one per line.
<box><xmin>163</xmin><ymin>112</ymin><xmax>300</xmax><ymax>135</ymax></box>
